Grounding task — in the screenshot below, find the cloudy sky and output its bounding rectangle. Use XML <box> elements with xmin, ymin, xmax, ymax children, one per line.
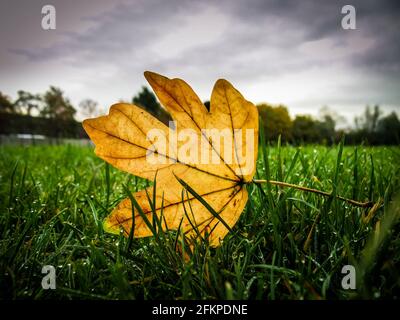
<box><xmin>0</xmin><ymin>0</ymin><xmax>399</xmax><ymax>124</ymax></box>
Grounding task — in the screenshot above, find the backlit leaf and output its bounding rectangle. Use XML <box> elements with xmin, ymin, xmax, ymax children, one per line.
<box><xmin>83</xmin><ymin>71</ymin><xmax>258</xmax><ymax>247</ymax></box>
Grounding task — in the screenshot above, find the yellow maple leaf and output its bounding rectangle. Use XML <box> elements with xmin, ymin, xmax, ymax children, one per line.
<box><xmin>83</xmin><ymin>71</ymin><xmax>258</xmax><ymax>247</ymax></box>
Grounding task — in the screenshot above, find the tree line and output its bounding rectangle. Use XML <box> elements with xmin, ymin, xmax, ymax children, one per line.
<box><xmin>1</xmin><ymin>86</ymin><xmax>399</xmax><ymax>144</ymax></box>
<box><xmin>257</xmin><ymin>103</ymin><xmax>400</xmax><ymax>145</ymax></box>
<box><xmin>0</xmin><ymin>87</ymin><xmax>86</xmax><ymax>138</ymax></box>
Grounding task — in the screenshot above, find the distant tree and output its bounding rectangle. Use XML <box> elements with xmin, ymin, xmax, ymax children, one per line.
<box><xmin>14</xmin><ymin>90</ymin><xmax>42</xmax><ymax>116</ymax></box>
<box><xmin>132</xmin><ymin>86</ymin><xmax>171</xmax><ymax>124</ymax></box>
<box><xmin>315</xmin><ymin>116</ymin><xmax>336</xmax><ymax>144</ymax></box>
<box><xmin>377</xmin><ymin>112</ymin><xmax>400</xmax><ymax>145</ymax></box>
<box><xmin>257</xmin><ymin>103</ymin><xmax>292</xmax><ymax>142</ymax></box>
<box><xmin>204</xmin><ymin>100</ymin><xmax>210</xmax><ymax>111</ymax></box>
<box><xmin>0</xmin><ymin>92</ymin><xmax>15</xmax><ymax>113</ymax></box>
<box><xmin>318</xmin><ymin>106</ymin><xmax>346</xmax><ymax>127</ymax></box>
<box><xmin>369</xmin><ymin>105</ymin><xmax>381</xmax><ymax>133</ymax></box>
<box><xmin>79</xmin><ymin>99</ymin><xmax>99</xmax><ymax>119</ymax></box>
<box><xmin>355</xmin><ymin>105</ymin><xmax>381</xmax><ymax>133</ymax></box>
<box><xmin>133</xmin><ymin>86</ymin><xmax>161</xmax><ymax>115</ymax></box>
<box><xmin>293</xmin><ymin>115</ymin><xmax>319</xmax><ymax>143</ymax></box>
<box><xmin>40</xmin><ymin>86</ymin><xmax>76</xmax><ymax>120</ymax></box>
<box><xmin>353</xmin><ymin>105</ymin><xmax>382</xmax><ymax>144</ymax></box>
<box><xmin>315</xmin><ymin>108</ymin><xmax>339</xmax><ymax>144</ymax></box>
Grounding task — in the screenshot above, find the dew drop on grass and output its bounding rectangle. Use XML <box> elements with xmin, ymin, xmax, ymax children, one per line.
<box><xmin>239</xmin><ymin>252</ymin><xmax>245</xmax><ymax>258</ymax></box>
<box><xmin>232</xmin><ymin>252</ymin><xmax>238</xmax><ymax>259</ymax></box>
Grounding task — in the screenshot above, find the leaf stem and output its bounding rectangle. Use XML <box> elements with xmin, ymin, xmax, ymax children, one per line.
<box><xmin>252</xmin><ymin>179</ymin><xmax>373</xmax><ymax>208</ymax></box>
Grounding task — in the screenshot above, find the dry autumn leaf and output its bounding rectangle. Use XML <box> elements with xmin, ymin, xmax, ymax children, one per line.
<box><xmin>83</xmin><ymin>71</ymin><xmax>258</xmax><ymax>247</ymax></box>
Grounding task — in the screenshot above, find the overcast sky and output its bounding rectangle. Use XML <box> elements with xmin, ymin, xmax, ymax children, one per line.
<box><xmin>0</xmin><ymin>0</ymin><xmax>399</xmax><ymax>124</ymax></box>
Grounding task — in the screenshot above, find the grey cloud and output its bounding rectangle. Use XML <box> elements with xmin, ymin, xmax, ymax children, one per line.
<box><xmin>9</xmin><ymin>0</ymin><xmax>201</xmax><ymax>63</ymax></box>
<box><xmin>9</xmin><ymin>0</ymin><xmax>400</xmax><ymax>78</ymax></box>
<box><xmin>1</xmin><ymin>0</ymin><xmax>399</xmax><ymax>120</ymax></box>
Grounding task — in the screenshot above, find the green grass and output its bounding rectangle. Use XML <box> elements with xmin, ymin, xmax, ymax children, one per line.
<box><xmin>0</xmin><ymin>142</ymin><xmax>399</xmax><ymax>300</ymax></box>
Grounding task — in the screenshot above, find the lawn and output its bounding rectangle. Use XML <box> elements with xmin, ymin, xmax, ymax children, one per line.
<box><xmin>0</xmin><ymin>142</ymin><xmax>399</xmax><ymax>299</ymax></box>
